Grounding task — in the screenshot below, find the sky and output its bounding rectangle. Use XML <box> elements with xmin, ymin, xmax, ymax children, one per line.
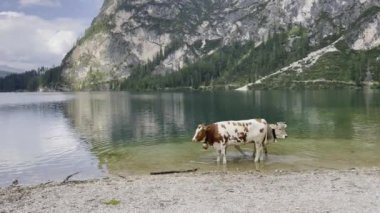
<box><xmin>0</xmin><ymin>0</ymin><xmax>103</xmax><ymax>72</ymax></box>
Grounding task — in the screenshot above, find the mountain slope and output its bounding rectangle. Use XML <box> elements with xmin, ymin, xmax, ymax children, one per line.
<box><xmin>0</xmin><ymin>71</ymin><xmax>12</xmax><ymax>78</ymax></box>
<box><xmin>62</xmin><ymin>0</ymin><xmax>380</xmax><ymax>90</ymax></box>
<box><xmin>0</xmin><ymin>65</ymin><xmax>21</xmax><ymax>78</ymax></box>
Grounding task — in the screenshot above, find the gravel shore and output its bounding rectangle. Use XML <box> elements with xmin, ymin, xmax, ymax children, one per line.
<box><xmin>1</xmin><ymin>168</ymin><xmax>380</xmax><ymax>212</ymax></box>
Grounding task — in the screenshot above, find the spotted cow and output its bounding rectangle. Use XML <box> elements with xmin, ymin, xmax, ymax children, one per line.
<box><xmin>192</xmin><ymin>119</ymin><xmax>288</xmax><ymax>164</ymax></box>
<box><xmin>257</xmin><ymin>122</ymin><xmax>288</xmax><ymax>157</ymax></box>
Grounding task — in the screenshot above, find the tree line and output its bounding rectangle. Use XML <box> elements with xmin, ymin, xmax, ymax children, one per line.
<box><xmin>2</xmin><ymin>26</ymin><xmax>379</xmax><ymax>92</ymax></box>
<box><xmin>0</xmin><ymin>66</ymin><xmax>63</xmax><ymax>92</ymax></box>
<box><xmin>120</xmin><ymin>27</ymin><xmax>311</xmax><ymax>90</ymax></box>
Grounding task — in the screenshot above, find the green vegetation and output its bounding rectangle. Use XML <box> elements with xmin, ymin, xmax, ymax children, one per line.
<box><xmin>303</xmin><ymin>40</ymin><xmax>380</xmax><ymax>84</ymax></box>
<box><xmin>0</xmin><ymin>66</ymin><xmax>64</xmax><ymax>92</ymax></box>
<box><xmin>255</xmin><ymin>39</ymin><xmax>380</xmax><ymax>89</ymax></box>
<box><xmin>104</xmin><ymin>199</ymin><xmax>121</xmax><ymax>206</ymax></box>
<box><xmin>120</xmin><ymin>27</ymin><xmax>311</xmax><ymax>90</ymax></box>
<box><xmin>2</xmin><ymin>34</ymin><xmax>379</xmax><ymax>92</ymax></box>
<box><xmin>192</xmin><ymin>38</ymin><xmax>223</xmax><ymax>54</ymax></box>
<box><xmin>82</xmin><ymin>67</ymin><xmax>108</xmax><ymax>90</ymax></box>
<box><xmin>118</xmin><ymin>21</ymin><xmax>380</xmax><ymax>91</ymax></box>
<box><xmin>77</xmin><ymin>15</ymin><xmax>113</xmax><ymax>46</ymax></box>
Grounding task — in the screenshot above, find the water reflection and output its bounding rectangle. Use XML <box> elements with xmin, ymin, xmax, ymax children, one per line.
<box><xmin>0</xmin><ymin>93</ymin><xmax>103</xmax><ymax>186</ymax></box>
<box><xmin>63</xmin><ymin>90</ymin><xmax>380</xmax><ymax>175</ymax></box>
<box><xmin>64</xmin><ymin>92</ymin><xmax>187</xmax><ymax>146</ymax></box>
<box><xmin>1</xmin><ymin>90</ymin><xmax>379</xmax><ymax>185</ymax></box>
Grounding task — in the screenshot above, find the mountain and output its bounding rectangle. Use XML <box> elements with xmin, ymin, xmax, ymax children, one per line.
<box><xmin>0</xmin><ymin>65</ymin><xmax>22</xmax><ymax>78</ymax></box>
<box><xmin>62</xmin><ymin>0</ymin><xmax>380</xmax><ymax>90</ymax></box>
<box><xmin>0</xmin><ymin>65</ymin><xmax>22</xmax><ymax>73</ymax></box>
<box><xmin>0</xmin><ymin>71</ymin><xmax>12</xmax><ymax>78</ymax></box>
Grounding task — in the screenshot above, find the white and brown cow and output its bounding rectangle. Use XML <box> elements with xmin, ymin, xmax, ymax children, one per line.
<box><xmin>192</xmin><ymin>119</ymin><xmax>287</xmax><ymax>164</ymax></box>
<box><xmin>259</xmin><ymin>122</ymin><xmax>288</xmax><ymax>157</ymax></box>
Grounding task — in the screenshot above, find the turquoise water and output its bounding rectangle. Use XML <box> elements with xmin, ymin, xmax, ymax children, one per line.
<box><xmin>0</xmin><ymin>90</ymin><xmax>379</xmax><ymax>186</ymax></box>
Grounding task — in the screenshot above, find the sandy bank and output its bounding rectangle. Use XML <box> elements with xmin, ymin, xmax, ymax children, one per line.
<box><xmin>1</xmin><ymin>168</ymin><xmax>380</xmax><ymax>212</ymax></box>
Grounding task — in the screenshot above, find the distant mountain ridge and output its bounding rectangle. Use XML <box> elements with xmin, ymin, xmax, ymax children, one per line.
<box><xmin>0</xmin><ymin>65</ymin><xmax>23</xmax><ymax>78</ymax></box>
<box><xmin>0</xmin><ymin>71</ymin><xmax>12</xmax><ymax>78</ymax></box>
<box><xmin>61</xmin><ymin>0</ymin><xmax>380</xmax><ymax>90</ymax></box>
<box><xmin>0</xmin><ymin>65</ymin><xmax>22</xmax><ymax>73</ymax></box>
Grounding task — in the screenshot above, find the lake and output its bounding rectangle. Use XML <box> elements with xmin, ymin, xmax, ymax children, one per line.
<box><xmin>0</xmin><ymin>90</ymin><xmax>380</xmax><ymax>186</ymax></box>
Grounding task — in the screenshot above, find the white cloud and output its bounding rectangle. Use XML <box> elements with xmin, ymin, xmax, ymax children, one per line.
<box><xmin>0</xmin><ymin>11</ymin><xmax>86</xmax><ymax>70</ymax></box>
<box><xmin>19</xmin><ymin>0</ymin><xmax>61</xmax><ymax>7</ymax></box>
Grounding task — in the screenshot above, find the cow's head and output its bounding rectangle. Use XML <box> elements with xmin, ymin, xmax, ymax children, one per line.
<box><xmin>269</xmin><ymin>122</ymin><xmax>288</xmax><ymax>141</ymax></box>
<box><xmin>192</xmin><ymin>124</ymin><xmax>207</xmax><ymax>142</ymax></box>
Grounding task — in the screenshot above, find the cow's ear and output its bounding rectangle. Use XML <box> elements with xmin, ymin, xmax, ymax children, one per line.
<box><xmin>269</xmin><ymin>124</ymin><xmax>276</xmax><ymax>129</ymax></box>
<box><xmin>197</xmin><ymin>123</ymin><xmax>205</xmax><ymax>127</ymax></box>
<box><xmin>278</xmin><ymin>122</ymin><xmax>287</xmax><ymax>128</ymax></box>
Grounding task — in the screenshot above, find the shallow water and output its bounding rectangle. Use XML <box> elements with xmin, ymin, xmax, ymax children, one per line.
<box><xmin>0</xmin><ymin>90</ymin><xmax>379</xmax><ymax>186</ymax></box>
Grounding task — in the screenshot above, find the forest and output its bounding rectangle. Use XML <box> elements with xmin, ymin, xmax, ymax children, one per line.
<box><xmin>1</xmin><ymin>28</ymin><xmax>380</xmax><ymax>92</ymax></box>
<box><xmin>120</xmin><ymin>27</ymin><xmax>380</xmax><ymax>90</ymax></box>
<box><xmin>0</xmin><ymin>66</ymin><xmax>63</xmax><ymax>92</ymax></box>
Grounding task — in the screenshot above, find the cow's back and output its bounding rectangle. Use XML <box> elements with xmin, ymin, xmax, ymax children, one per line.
<box><xmin>215</xmin><ymin>119</ymin><xmax>267</xmax><ymax>145</ymax></box>
<box><xmin>244</xmin><ymin>119</ymin><xmax>267</xmax><ymax>143</ymax></box>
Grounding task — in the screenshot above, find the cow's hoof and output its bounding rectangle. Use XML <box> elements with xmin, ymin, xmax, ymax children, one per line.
<box><xmin>202</xmin><ymin>143</ymin><xmax>209</xmax><ymax>149</ymax></box>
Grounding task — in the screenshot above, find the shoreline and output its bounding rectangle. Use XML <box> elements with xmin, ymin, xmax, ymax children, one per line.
<box><xmin>1</xmin><ymin>168</ymin><xmax>380</xmax><ymax>212</ymax></box>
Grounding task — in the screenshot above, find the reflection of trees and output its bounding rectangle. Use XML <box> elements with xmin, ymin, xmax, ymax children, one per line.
<box><xmin>128</xmin><ymin>93</ymin><xmax>186</xmax><ymax>139</ymax></box>
<box><xmin>161</xmin><ymin>93</ymin><xmax>185</xmax><ymax>135</ymax></box>
<box><xmin>63</xmin><ymin>90</ymin><xmax>380</xmax><ymax>144</ymax></box>
<box><xmin>63</xmin><ymin>92</ymin><xmax>187</xmax><ymax>147</ymax></box>
<box><xmin>282</xmin><ymin>90</ymin><xmax>354</xmax><ymax>139</ymax></box>
<box><xmin>64</xmin><ymin>92</ymin><xmax>113</xmax><ymax>148</ymax></box>
<box><xmin>62</xmin><ymin>92</ymin><xmax>188</xmax><ymax>172</ymax></box>
<box><xmin>282</xmin><ymin>90</ymin><xmax>380</xmax><ymax>140</ymax></box>
<box><xmin>59</xmin><ymin>90</ymin><xmax>380</xmax><ymax>174</ymax></box>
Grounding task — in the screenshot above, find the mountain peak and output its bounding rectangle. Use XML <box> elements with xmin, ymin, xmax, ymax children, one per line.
<box><xmin>61</xmin><ymin>0</ymin><xmax>380</xmax><ymax>90</ymax></box>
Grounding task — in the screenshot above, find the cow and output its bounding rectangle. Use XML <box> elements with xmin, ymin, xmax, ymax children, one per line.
<box><xmin>192</xmin><ymin>119</ymin><xmax>287</xmax><ymax>164</ymax></box>
<box><xmin>257</xmin><ymin>122</ymin><xmax>288</xmax><ymax>157</ymax></box>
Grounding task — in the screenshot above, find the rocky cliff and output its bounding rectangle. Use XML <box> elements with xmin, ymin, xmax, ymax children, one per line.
<box><xmin>62</xmin><ymin>0</ymin><xmax>380</xmax><ymax>90</ymax></box>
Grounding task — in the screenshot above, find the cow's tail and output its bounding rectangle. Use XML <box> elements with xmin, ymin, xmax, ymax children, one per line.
<box><xmin>264</xmin><ymin>124</ymin><xmax>268</xmax><ymax>145</ymax></box>
<box><xmin>258</xmin><ymin>124</ymin><xmax>268</xmax><ymax>161</ymax></box>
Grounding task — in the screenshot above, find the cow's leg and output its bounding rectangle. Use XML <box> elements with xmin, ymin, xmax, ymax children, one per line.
<box><xmin>221</xmin><ymin>144</ymin><xmax>227</xmax><ymax>164</ymax></box>
<box><xmin>252</xmin><ymin>144</ymin><xmax>256</xmax><ymax>158</ymax></box>
<box><xmin>264</xmin><ymin>144</ymin><xmax>268</xmax><ymax>158</ymax></box>
<box><xmin>254</xmin><ymin>141</ymin><xmax>263</xmax><ymax>163</ymax></box>
<box><xmin>214</xmin><ymin>144</ymin><xmax>221</xmax><ymax>164</ymax></box>
<box><xmin>216</xmin><ymin>149</ymin><xmax>221</xmax><ymax>164</ymax></box>
<box><xmin>260</xmin><ymin>139</ymin><xmax>266</xmax><ymax>162</ymax></box>
<box><xmin>234</xmin><ymin>145</ymin><xmax>248</xmax><ymax>157</ymax></box>
<box><xmin>260</xmin><ymin>147</ymin><xmax>265</xmax><ymax>162</ymax></box>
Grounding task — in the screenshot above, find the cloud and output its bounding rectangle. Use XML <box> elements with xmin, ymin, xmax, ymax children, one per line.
<box><xmin>0</xmin><ymin>11</ymin><xmax>86</xmax><ymax>70</ymax></box>
<box><xmin>19</xmin><ymin>0</ymin><xmax>61</xmax><ymax>7</ymax></box>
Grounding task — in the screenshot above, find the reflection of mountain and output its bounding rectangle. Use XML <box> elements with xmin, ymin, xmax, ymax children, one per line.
<box><xmin>65</xmin><ymin>92</ymin><xmax>113</xmax><ymax>146</ymax></box>
<box><xmin>63</xmin><ymin>91</ymin><xmax>380</xmax><ymax>147</ymax></box>
<box><xmin>64</xmin><ymin>92</ymin><xmax>186</xmax><ymax>147</ymax></box>
<box><xmin>62</xmin><ymin>92</ymin><xmax>189</xmax><ymax>173</ymax></box>
<box><xmin>282</xmin><ymin>90</ymin><xmax>380</xmax><ymax>140</ymax></box>
<box><xmin>161</xmin><ymin>93</ymin><xmax>185</xmax><ymax>134</ymax></box>
<box><xmin>59</xmin><ymin>91</ymin><xmax>380</xmax><ymax>175</ymax></box>
<box><xmin>0</xmin><ymin>93</ymin><xmax>104</xmax><ymax>185</ymax></box>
